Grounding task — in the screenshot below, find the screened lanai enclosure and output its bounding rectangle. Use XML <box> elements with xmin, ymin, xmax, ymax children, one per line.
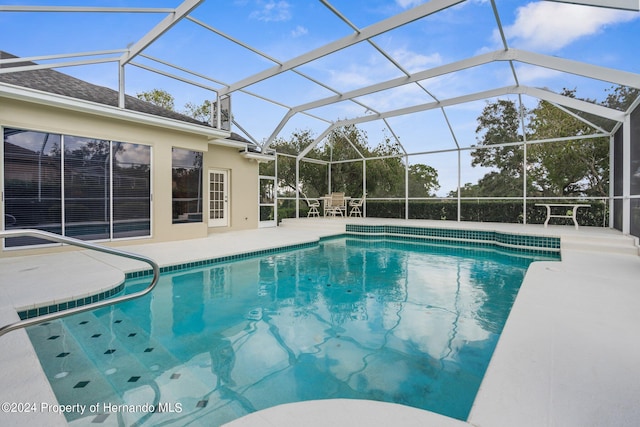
<box><xmin>2</xmin><ymin>0</ymin><xmax>640</xmax><ymax>238</ymax></box>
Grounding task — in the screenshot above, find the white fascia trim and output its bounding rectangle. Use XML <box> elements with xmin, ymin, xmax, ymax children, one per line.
<box><xmin>0</xmin><ymin>82</ymin><xmax>231</xmax><ymax>140</ymax></box>
<box><xmin>209</xmin><ymin>137</ymin><xmax>250</xmax><ymax>149</ymax></box>
<box><xmin>241</xmin><ymin>152</ymin><xmax>276</xmax><ymax>163</ymax></box>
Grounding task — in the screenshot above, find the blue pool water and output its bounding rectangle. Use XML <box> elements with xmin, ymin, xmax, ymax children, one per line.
<box><xmin>27</xmin><ymin>236</ymin><xmax>558</xmax><ymax>426</ymax></box>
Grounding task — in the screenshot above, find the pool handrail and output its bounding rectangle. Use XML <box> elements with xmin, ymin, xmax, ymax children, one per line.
<box><xmin>0</xmin><ymin>229</ymin><xmax>160</xmax><ymax>337</ymax></box>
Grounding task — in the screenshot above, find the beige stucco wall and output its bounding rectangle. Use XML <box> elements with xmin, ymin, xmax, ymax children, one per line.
<box><xmin>1</xmin><ymin>97</ymin><xmax>259</xmax><ymax>257</ymax></box>
<box><xmin>204</xmin><ymin>146</ymin><xmax>260</xmax><ymax>232</ymax></box>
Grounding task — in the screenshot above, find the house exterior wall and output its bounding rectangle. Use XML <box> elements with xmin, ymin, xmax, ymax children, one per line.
<box><xmin>203</xmin><ymin>146</ymin><xmax>259</xmax><ymax>233</ymax></box>
<box><xmin>1</xmin><ymin>97</ymin><xmax>259</xmax><ymax>257</ymax></box>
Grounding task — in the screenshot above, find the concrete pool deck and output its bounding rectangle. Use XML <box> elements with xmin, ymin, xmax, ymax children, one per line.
<box><xmin>1</xmin><ymin>219</ymin><xmax>639</xmax><ymax>426</ymax></box>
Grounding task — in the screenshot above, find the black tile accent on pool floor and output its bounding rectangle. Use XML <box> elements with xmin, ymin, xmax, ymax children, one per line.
<box><xmin>92</xmin><ymin>414</ymin><xmax>109</xmax><ymax>423</ymax></box>
<box><xmin>73</xmin><ymin>381</ymin><xmax>90</xmax><ymax>388</ymax></box>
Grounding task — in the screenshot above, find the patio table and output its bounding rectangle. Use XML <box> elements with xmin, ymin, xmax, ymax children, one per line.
<box><xmin>321</xmin><ymin>195</ymin><xmax>350</xmax><ymax>216</ymax></box>
<box><xmin>535</xmin><ymin>203</ymin><xmax>591</xmax><ymax>230</ymax></box>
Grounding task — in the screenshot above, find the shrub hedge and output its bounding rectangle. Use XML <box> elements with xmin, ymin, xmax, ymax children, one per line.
<box><xmin>365</xmin><ymin>200</ymin><xmax>609</xmax><ymax>227</ymax></box>
<box><xmin>278</xmin><ymin>199</ymin><xmax>609</xmax><ymax>227</ymax></box>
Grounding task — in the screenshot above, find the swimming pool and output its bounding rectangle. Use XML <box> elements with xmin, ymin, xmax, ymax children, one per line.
<box><xmin>27</xmin><ymin>235</ymin><xmax>559</xmax><ymax>426</ymax></box>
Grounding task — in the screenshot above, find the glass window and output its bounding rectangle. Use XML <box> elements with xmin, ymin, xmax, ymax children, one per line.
<box><xmin>3</xmin><ymin>129</ymin><xmax>62</xmax><ymax>247</ymax></box>
<box><xmin>113</xmin><ymin>142</ymin><xmax>151</xmax><ymax>238</ymax></box>
<box><xmin>64</xmin><ymin>135</ymin><xmax>111</xmax><ymax>241</ymax></box>
<box><xmin>3</xmin><ymin>127</ymin><xmax>152</xmax><ymax>247</ymax></box>
<box><xmin>172</xmin><ymin>148</ymin><xmax>203</xmax><ymax>223</ymax></box>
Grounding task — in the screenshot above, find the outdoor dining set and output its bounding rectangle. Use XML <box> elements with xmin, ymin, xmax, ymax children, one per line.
<box><xmin>305</xmin><ymin>192</ymin><xmax>363</xmax><ymax>218</ymax></box>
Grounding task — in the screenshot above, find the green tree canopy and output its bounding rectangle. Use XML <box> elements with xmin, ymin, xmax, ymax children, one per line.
<box><xmin>527</xmin><ymin>88</ymin><xmax>609</xmax><ymax>197</ymax></box>
<box><xmin>184</xmin><ymin>100</ymin><xmax>213</xmax><ymax>123</ymax></box>
<box><xmin>408</xmin><ymin>164</ymin><xmax>440</xmax><ymax>197</ymax></box>
<box><xmin>465</xmin><ymin>99</ymin><xmax>526</xmax><ymax>197</ymax></box>
<box><xmin>136</xmin><ymin>89</ymin><xmax>175</xmax><ymax>111</ymax></box>
<box><xmin>461</xmin><ymin>85</ymin><xmax>638</xmax><ymax>198</ymax></box>
<box><xmin>136</xmin><ymin>89</ymin><xmax>214</xmax><ymax>124</ymax></box>
<box><xmin>263</xmin><ymin>125</ymin><xmax>439</xmax><ymax>199</ymax></box>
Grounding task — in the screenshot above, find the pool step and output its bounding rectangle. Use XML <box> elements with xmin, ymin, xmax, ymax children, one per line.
<box><xmin>560</xmin><ymin>233</ymin><xmax>639</xmax><ymax>256</ymax></box>
<box><xmin>28</xmin><ymin>306</ymin><xmax>227</xmax><ymax>426</ymax></box>
<box><xmin>26</xmin><ymin>320</ymin><xmax>118</xmax><ymax>423</ymax></box>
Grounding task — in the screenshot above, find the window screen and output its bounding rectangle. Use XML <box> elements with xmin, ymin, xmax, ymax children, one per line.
<box><xmin>64</xmin><ymin>135</ymin><xmax>111</xmax><ymax>241</ymax></box>
<box><xmin>3</xmin><ymin>129</ymin><xmax>62</xmax><ymax>247</ymax></box>
<box><xmin>3</xmin><ymin>127</ymin><xmax>152</xmax><ymax>247</ymax></box>
<box><xmin>172</xmin><ymin>148</ymin><xmax>203</xmax><ymax>223</ymax></box>
<box><xmin>113</xmin><ymin>142</ymin><xmax>151</xmax><ymax>238</ymax></box>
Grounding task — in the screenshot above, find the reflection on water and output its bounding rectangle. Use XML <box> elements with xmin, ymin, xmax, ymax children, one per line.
<box><xmin>27</xmin><ymin>236</ymin><xmax>557</xmax><ymax>426</ymax></box>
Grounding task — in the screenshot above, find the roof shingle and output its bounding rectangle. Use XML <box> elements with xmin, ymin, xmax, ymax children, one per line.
<box><xmin>0</xmin><ymin>51</ymin><xmax>251</xmax><ymax>144</ymax></box>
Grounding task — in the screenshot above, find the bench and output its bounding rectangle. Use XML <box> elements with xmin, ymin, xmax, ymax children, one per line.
<box><xmin>535</xmin><ymin>203</ymin><xmax>591</xmax><ymax>230</ymax></box>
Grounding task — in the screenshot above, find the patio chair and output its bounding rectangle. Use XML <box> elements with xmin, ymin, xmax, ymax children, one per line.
<box><xmin>349</xmin><ymin>198</ymin><xmax>363</xmax><ymax>217</ymax></box>
<box><xmin>304</xmin><ymin>195</ymin><xmax>321</xmax><ymax>217</ymax></box>
<box><xmin>326</xmin><ymin>192</ymin><xmax>345</xmax><ymax>217</ymax></box>
<box><xmin>322</xmin><ymin>194</ymin><xmax>331</xmax><ymax>216</ymax></box>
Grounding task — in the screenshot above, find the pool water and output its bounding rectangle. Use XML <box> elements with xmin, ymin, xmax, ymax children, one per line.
<box><xmin>27</xmin><ymin>236</ymin><xmax>558</xmax><ymax>426</ymax></box>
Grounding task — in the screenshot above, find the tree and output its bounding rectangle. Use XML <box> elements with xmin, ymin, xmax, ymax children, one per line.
<box><xmin>408</xmin><ymin>164</ymin><xmax>440</xmax><ymax>197</ymax></box>
<box><xmin>184</xmin><ymin>100</ymin><xmax>212</xmax><ymax>123</ymax></box>
<box><xmin>469</xmin><ymin>99</ymin><xmax>526</xmax><ymax>196</ymax></box>
<box><xmin>465</xmin><ymin>85</ymin><xmax>638</xmax><ymax>198</ymax></box>
<box><xmin>263</xmin><ymin>125</ymin><xmax>439</xmax><ymax>200</ymax></box>
<box><xmin>602</xmin><ymin>85</ymin><xmax>639</xmax><ymax>111</ymax></box>
<box><xmin>263</xmin><ymin>129</ymin><xmax>325</xmax><ymax>197</ymax></box>
<box><xmin>136</xmin><ymin>89</ymin><xmax>175</xmax><ymax>111</ymax></box>
<box><xmin>527</xmin><ymin>88</ymin><xmax>608</xmax><ymax>197</ymax></box>
<box><xmin>365</xmin><ymin>133</ymin><xmax>405</xmax><ymax>198</ymax></box>
<box><xmin>136</xmin><ymin>89</ymin><xmax>214</xmax><ymax>124</ymax></box>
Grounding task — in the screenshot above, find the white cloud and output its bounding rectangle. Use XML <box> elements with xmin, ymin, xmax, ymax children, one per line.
<box><xmin>396</xmin><ymin>0</ymin><xmax>487</xmax><ymax>9</ymax></box>
<box><xmin>502</xmin><ymin>1</ymin><xmax>637</xmax><ymax>52</ymax></box>
<box><xmin>329</xmin><ymin>66</ymin><xmax>373</xmax><ymax>89</ymax></box>
<box><xmin>512</xmin><ymin>63</ymin><xmax>562</xmax><ymax>85</ymax></box>
<box><xmin>392</xmin><ymin>48</ymin><xmax>442</xmax><ymax>73</ymax></box>
<box><xmin>250</xmin><ymin>0</ymin><xmax>292</xmax><ymax>22</ymax></box>
<box><xmin>395</xmin><ymin>0</ymin><xmax>424</xmax><ymax>8</ymax></box>
<box><xmin>291</xmin><ymin>25</ymin><xmax>308</xmax><ymax>38</ymax></box>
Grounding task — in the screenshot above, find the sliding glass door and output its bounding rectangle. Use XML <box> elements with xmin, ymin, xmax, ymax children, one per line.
<box><xmin>3</xmin><ymin>127</ymin><xmax>151</xmax><ymax>247</ymax></box>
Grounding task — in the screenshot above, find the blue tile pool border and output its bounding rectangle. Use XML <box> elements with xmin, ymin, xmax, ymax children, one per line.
<box><xmin>18</xmin><ymin>227</ymin><xmax>559</xmax><ymax>320</ymax></box>
<box><xmin>345</xmin><ymin>224</ymin><xmax>561</xmax><ymax>255</ymax></box>
<box><xmin>17</xmin><ymin>241</ymin><xmax>318</xmax><ymax>320</ymax></box>
<box><xmin>18</xmin><ymin>283</ymin><xmax>125</xmax><ymax>320</ymax></box>
<box><xmin>126</xmin><ymin>240</ymin><xmax>319</xmax><ymax>279</ymax></box>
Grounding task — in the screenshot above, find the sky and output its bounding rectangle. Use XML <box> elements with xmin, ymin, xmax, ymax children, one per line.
<box><xmin>1</xmin><ymin>0</ymin><xmax>639</xmax><ymax>195</ymax></box>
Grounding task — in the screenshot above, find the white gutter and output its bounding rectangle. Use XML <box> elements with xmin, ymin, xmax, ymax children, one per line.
<box><xmin>0</xmin><ymin>82</ymin><xmax>232</xmax><ymax>141</ymax></box>
<box><xmin>240</xmin><ymin>151</ymin><xmax>275</xmax><ymax>163</ymax></box>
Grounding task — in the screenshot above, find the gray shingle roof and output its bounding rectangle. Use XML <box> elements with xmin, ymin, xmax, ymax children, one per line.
<box><xmin>0</xmin><ymin>51</ymin><xmax>252</xmax><ymax>144</ymax></box>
